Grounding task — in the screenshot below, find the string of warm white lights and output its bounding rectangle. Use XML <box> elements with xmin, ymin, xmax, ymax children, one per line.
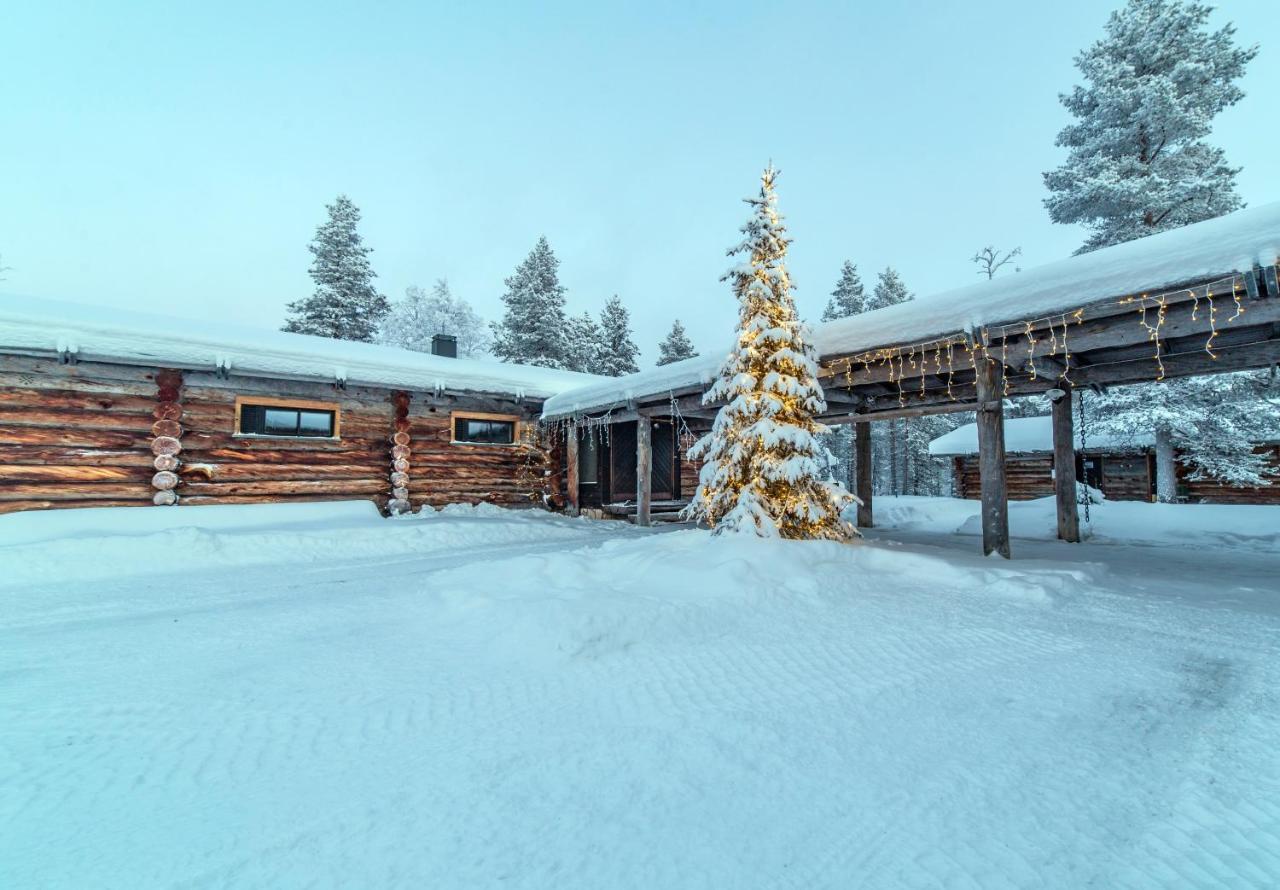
<box><xmin>826</xmin><ymin>271</ymin><xmax>1254</xmax><ymax>404</ymax></box>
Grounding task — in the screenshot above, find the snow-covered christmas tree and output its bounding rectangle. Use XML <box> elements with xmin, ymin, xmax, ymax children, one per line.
<box><xmin>597</xmin><ymin>295</ymin><xmax>641</xmax><ymax>376</ymax></box>
<box><xmin>283</xmin><ymin>195</ymin><xmax>389</xmax><ymax>342</ymax></box>
<box><xmin>1043</xmin><ymin>0</ymin><xmax>1257</xmax><ymax>254</ymax></box>
<box><xmin>684</xmin><ymin>165</ymin><xmax>855</xmax><ymax>540</ymax></box>
<box><xmin>491</xmin><ymin>236</ymin><xmax>571</xmax><ymax>368</ymax></box>
<box><xmin>656</xmin><ymin>319</ymin><xmax>698</xmax><ymax>365</ymax></box>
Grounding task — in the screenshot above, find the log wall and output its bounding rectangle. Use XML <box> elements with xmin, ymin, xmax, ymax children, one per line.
<box><xmin>0</xmin><ymin>354</ymin><xmax>547</xmax><ymax>515</ymax></box>
<box><xmin>954</xmin><ymin>446</ymin><xmax>1280</xmax><ymax>504</ymax></box>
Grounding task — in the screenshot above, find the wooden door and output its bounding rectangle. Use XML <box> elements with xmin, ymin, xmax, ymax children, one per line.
<box><xmin>652</xmin><ymin>421</ymin><xmax>675</xmax><ymax>501</ymax></box>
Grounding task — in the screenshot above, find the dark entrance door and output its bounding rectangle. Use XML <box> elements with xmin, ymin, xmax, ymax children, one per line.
<box><xmin>652</xmin><ymin>421</ymin><xmax>675</xmax><ymax>501</ymax></box>
<box><xmin>610</xmin><ymin>421</ymin><xmax>636</xmax><ymax>503</ymax></box>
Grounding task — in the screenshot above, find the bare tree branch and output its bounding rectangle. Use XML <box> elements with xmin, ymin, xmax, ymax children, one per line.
<box><xmin>971</xmin><ymin>245</ymin><xmax>1022</xmax><ymax>279</ymax></box>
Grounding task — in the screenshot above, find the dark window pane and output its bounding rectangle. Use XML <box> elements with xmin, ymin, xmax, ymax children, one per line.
<box><xmin>264</xmin><ymin>408</ymin><xmax>299</xmax><ymax>436</ymax></box>
<box><xmin>455</xmin><ymin>417</ymin><xmax>515</xmax><ymax>444</ymax></box>
<box><xmin>298</xmin><ymin>410</ymin><xmax>335</xmax><ymax>437</ymax></box>
<box><xmin>238</xmin><ymin>402</ymin><xmax>337</xmax><ymax>438</ymax></box>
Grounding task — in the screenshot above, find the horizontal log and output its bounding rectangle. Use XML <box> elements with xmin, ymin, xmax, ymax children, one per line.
<box><xmin>179</xmin><ymin>445</ymin><xmax>389</xmax><ymax>465</ymax></box>
<box><xmin>177</xmin><ymin>463</ymin><xmax>384</xmax><ymax>482</ymax></box>
<box><xmin>0</xmin><ymin>446</ymin><xmax>148</xmax><ymax>466</ymax></box>
<box><xmin>0</xmin><ymin>428</ymin><xmax>150</xmax><ymax>449</ymax></box>
<box><xmin>0</xmin><ymin>482</ymin><xmax>152</xmax><ymax>501</ymax></box>
<box><xmin>0</xmin><ymin>386</ymin><xmax>159</xmax><ymax>414</ymax></box>
<box><xmin>177</xmin><ymin>479</ymin><xmax>389</xmax><ymax>497</ymax></box>
<box><xmin>0</xmin><ymin>498</ymin><xmax>154</xmax><ymax>515</ymax></box>
<box><xmin>0</xmin><ymin>464</ymin><xmax>151</xmax><ymax>482</ymax></box>
<box><xmin>0</xmin><ymin>407</ymin><xmax>156</xmax><ymax>432</ymax></box>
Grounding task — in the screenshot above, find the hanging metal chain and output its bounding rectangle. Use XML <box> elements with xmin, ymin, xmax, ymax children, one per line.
<box><xmin>1076</xmin><ymin>388</ymin><xmax>1091</xmax><ymax>525</ymax></box>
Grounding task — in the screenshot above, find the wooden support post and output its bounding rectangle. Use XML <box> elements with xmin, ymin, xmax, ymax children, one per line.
<box><xmin>565</xmin><ymin>427</ymin><xmax>580</xmax><ymax>516</ymax></box>
<box><xmin>854</xmin><ymin>421</ymin><xmax>873</xmax><ymax>529</ymax></box>
<box><xmin>973</xmin><ymin>355</ymin><xmax>1011</xmax><ymax>558</ymax></box>
<box><xmin>636</xmin><ymin>418</ymin><xmax>652</xmax><ymax>527</ymax></box>
<box><xmin>1051</xmin><ymin>385</ymin><xmax>1080</xmax><ymax>543</ymax></box>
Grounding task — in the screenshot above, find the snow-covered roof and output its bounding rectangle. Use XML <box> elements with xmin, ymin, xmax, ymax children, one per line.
<box><xmin>0</xmin><ymin>294</ymin><xmax>601</xmax><ymax>400</ymax></box>
<box><xmin>543</xmin><ymin>201</ymin><xmax>1280</xmax><ymax>419</ymax></box>
<box><xmin>927</xmin><ymin>415</ymin><xmax>1154</xmax><ymax>456</ymax></box>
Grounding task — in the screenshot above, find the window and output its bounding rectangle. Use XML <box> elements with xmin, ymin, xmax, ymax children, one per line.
<box><xmin>579</xmin><ymin>435</ymin><xmax>599</xmax><ymax>484</ymax></box>
<box><xmin>452</xmin><ymin>412</ymin><xmax>518</xmax><ymax>445</ymax></box>
<box><xmin>236</xmin><ymin>398</ymin><xmax>339</xmax><ymax>438</ymax></box>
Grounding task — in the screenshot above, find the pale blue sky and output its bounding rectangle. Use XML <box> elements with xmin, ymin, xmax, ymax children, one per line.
<box><xmin>2</xmin><ymin>1</ymin><xmax>1277</xmax><ymax>363</ymax></box>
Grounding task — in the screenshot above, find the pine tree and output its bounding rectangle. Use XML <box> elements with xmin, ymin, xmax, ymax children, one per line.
<box><xmin>379</xmin><ymin>279</ymin><xmax>490</xmax><ymax>357</ymax></box>
<box><xmin>490</xmin><ymin>236</ymin><xmax>571</xmax><ymax>369</ymax></box>
<box><xmin>821</xmin><ymin>261</ymin><xmax>866</xmax><ymax>321</ymax></box>
<box><xmin>564</xmin><ymin>311</ymin><xmax>603</xmax><ymax>373</ymax></box>
<box><xmin>684</xmin><ymin>165</ymin><xmax>855</xmax><ymax>540</ymax></box>
<box><xmin>283</xmin><ymin>195</ymin><xmax>389</xmax><ymax>341</ymax></box>
<box><xmin>1043</xmin><ymin>0</ymin><xmax>1257</xmax><ymax>254</ymax></box>
<box><xmin>657</xmin><ymin>319</ymin><xmax>698</xmax><ymax>365</ymax></box>
<box><xmin>866</xmin><ymin>267</ymin><xmax>913</xmax><ymax>312</ymax></box>
<box><xmin>596</xmin><ymin>294</ymin><xmax>641</xmax><ymax>376</ymax></box>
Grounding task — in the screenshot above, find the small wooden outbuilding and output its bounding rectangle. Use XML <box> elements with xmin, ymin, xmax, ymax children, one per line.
<box><xmin>931</xmin><ymin>416</ymin><xmax>1280</xmax><ymax>504</ymax></box>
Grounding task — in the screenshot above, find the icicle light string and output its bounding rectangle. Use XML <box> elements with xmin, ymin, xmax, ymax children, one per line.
<box><xmin>825</xmin><ymin>272</ymin><xmax>1247</xmax><ymax>404</ymax></box>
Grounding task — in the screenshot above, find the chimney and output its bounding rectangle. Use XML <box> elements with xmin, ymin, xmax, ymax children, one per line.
<box><xmin>431</xmin><ymin>334</ymin><xmax>458</xmax><ymax>358</ymax></box>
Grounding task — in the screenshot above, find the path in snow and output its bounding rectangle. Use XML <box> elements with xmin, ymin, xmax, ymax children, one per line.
<box><xmin>1</xmin><ymin>505</ymin><xmax>1278</xmax><ymax>888</ymax></box>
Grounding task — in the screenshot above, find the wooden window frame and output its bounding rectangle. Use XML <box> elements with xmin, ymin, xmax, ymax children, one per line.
<box><xmin>234</xmin><ymin>396</ymin><xmax>342</xmax><ymax>440</ymax></box>
<box><xmin>450</xmin><ymin>411</ymin><xmax>521</xmax><ymax>447</ymax></box>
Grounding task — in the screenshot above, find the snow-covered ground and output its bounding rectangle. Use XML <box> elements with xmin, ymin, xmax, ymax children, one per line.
<box><xmin>2</xmin><ymin>501</ymin><xmax>1279</xmax><ymax>888</ymax></box>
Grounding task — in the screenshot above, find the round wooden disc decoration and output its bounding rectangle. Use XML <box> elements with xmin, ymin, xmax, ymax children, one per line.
<box><xmin>394</xmin><ymin>418</ymin><xmax>411</xmax><ymax>434</ymax></box>
<box><xmin>392</xmin><ymin>486</ymin><xmax>410</xmax><ymax>500</ymax></box>
<box><xmin>156</xmin><ymin>385</ymin><xmax>181</xmax><ymax>403</ymax></box>
<box><xmin>151</xmin><ymin>419</ymin><xmax>183</xmax><ymax>439</ymax></box>
<box><xmin>390</xmin><ymin>471</ymin><xmax>409</xmax><ymax>488</ymax></box>
<box><xmin>392</xmin><ymin>431</ymin><xmax>411</xmax><ymax>447</ymax></box>
<box><xmin>152</xmin><ymin>470</ymin><xmax>179</xmax><ymax>490</ymax></box>
<box><xmin>153</xmin><ymin>454</ymin><xmax>180</xmax><ymax>472</ymax></box>
<box><xmin>392</xmin><ymin>458</ymin><xmax>410</xmax><ymax>473</ymax></box>
<box><xmin>151</xmin><ymin>436</ymin><xmax>182</xmax><ymax>456</ymax></box>
<box><xmin>391</xmin><ymin>445</ymin><xmax>411</xmax><ymax>460</ymax></box>
<box><xmin>153</xmin><ymin>402</ymin><xmax>183</xmax><ymax>421</ymax></box>
<box><xmin>387</xmin><ymin>498</ymin><xmax>411</xmax><ymax>514</ymax></box>
<box><xmin>154</xmin><ymin>370</ymin><xmax>183</xmax><ymax>388</ymax></box>
<box><xmin>152</xmin><ymin>489</ymin><xmax>178</xmax><ymax>506</ymax></box>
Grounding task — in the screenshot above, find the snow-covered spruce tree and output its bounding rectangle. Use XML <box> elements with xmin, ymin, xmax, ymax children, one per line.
<box><xmin>657</xmin><ymin>319</ymin><xmax>698</xmax><ymax>366</ymax></box>
<box><xmin>597</xmin><ymin>294</ymin><xmax>641</xmax><ymax>376</ymax></box>
<box><xmin>1090</xmin><ymin>373</ymin><xmax>1280</xmax><ymax>500</ymax></box>
<box><xmin>866</xmin><ymin>268</ymin><xmax>915</xmax><ymax>494</ymax></box>
<box><xmin>821</xmin><ymin>260</ymin><xmax>866</xmax><ymax>321</ymax></box>
<box><xmin>1043</xmin><ymin>0</ymin><xmax>1257</xmax><ymax>254</ymax></box>
<box><xmin>490</xmin><ymin>236</ymin><xmax>570</xmax><ymax>369</ymax></box>
<box><xmin>564</xmin><ymin>311</ymin><xmax>603</xmax><ymax>373</ymax></box>
<box><xmin>379</xmin><ymin>279</ymin><xmax>491</xmax><ymax>357</ymax></box>
<box><xmin>683</xmin><ymin>165</ymin><xmax>855</xmax><ymax>540</ymax></box>
<box><xmin>283</xmin><ymin>195</ymin><xmax>389</xmax><ymax>341</ymax></box>
<box><xmin>817</xmin><ymin>261</ymin><xmax>868</xmax><ymax>490</ymax></box>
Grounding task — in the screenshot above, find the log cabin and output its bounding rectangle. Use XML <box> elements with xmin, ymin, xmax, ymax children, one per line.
<box><xmin>930</xmin><ymin>415</ymin><xmax>1280</xmax><ymax>504</ymax></box>
<box><xmin>0</xmin><ymin>296</ymin><xmax>607</xmax><ymax>516</ymax></box>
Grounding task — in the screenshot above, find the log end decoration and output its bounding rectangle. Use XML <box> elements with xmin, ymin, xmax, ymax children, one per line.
<box><xmin>388</xmin><ymin>393</ymin><xmax>412</xmax><ymax>516</ymax></box>
<box><xmin>151</xmin><ymin>369</ymin><xmax>184</xmax><ymax>505</ymax></box>
<box><xmin>392</xmin><ymin>431</ymin><xmax>411</xmax><ymax>447</ymax></box>
<box><xmin>387</xmin><ymin>497</ymin><xmax>411</xmax><ymax>514</ymax></box>
<box><xmin>391</xmin><ymin>444</ymin><xmax>411</xmax><ymax>461</ymax></box>
<box><xmin>391</xmin><ymin>486</ymin><xmax>410</xmax><ymax>500</ymax></box>
<box><xmin>152</xmin><ymin>470</ymin><xmax>179</xmax><ymax>490</ymax></box>
<box><xmin>153</xmin><ymin>401</ymin><xmax>183</xmax><ymax>421</ymax></box>
<box><xmin>390</xmin><ymin>471</ymin><xmax>410</xmax><ymax>488</ymax></box>
<box><xmin>392</xmin><ymin>458</ymin><xmax>410</xmax><ymax>473</ymax></box>
<box><xmin>151</xmin><ymin>419</ymin><xmax>182</xmax><ymax>439</ymax></box>
<box><xmin>151</xmin><ymin>435</ymin><xmax>182</xmax><ymax>457</ymax></box>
